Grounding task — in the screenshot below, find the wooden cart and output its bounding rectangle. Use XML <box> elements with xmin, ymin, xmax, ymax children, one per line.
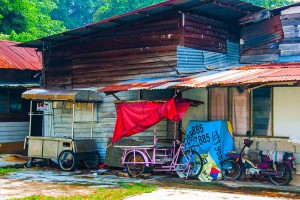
<box><xmin>22</xmin><ymin>89</ymin><xmax>102</xmax><ymax>171</ymax></box>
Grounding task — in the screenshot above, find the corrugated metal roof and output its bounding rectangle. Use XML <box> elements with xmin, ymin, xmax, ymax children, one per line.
<box><xmin>175</xmin><ymin>62</ymin><xmax>300</xmax><ymax>87</ymax></box>
<box><xmin>20</xmin><ymin>0</ymin><xmax>264</xmax><ymax>49</ymax></box>
<box><xmin>99</xmin><ymin>62</ymin><xmax>300</xmax><ymax>92</ymax></box>
<box><xmin>0</xmin><ymin>40</ymin><xmax>42</xmax><ymax>70</ymax></box>
<box><xmin>22</xmin><ymin>89</ymin><xmax>103</xmax><ymax>102</ymax></box>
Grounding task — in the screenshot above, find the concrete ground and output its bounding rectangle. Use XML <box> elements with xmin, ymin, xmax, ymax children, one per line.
<box><xmin>0</xmin><ymin>154</ymin><xmax>300</xmax><ymax>199</ymax></box>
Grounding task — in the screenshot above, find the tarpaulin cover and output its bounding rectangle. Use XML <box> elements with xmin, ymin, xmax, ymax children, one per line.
<box><xmin>183</xmin><ymin>120</ymin><xmax>233</xmax><ymax>182</ymax></box>
<box><xmin>112</xmin><ymin>97</ymin><xmax>191</xmax><ymax>143</ymax></box>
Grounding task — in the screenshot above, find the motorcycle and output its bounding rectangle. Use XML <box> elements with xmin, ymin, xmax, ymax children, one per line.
<box><xmin>221</xmin><ymin>131</ymin><xmax>296</xmax><ymax>186</ymax></box>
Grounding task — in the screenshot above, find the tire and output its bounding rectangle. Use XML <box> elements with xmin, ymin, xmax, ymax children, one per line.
<box><xmin>124</xmin><ymin>152</ymin><xmax>147</xmax><ymax>177</ymax></box>
<box><xmin>83</xmin><ymin>151</ymin><xmax>101</xmax><ymax>169</ymax></box>
<box><xmin>58</xmin><ymin>150</ymin><xmax>77</xmax><ymax>171</ymax></box>
<box><xmin>268</xmin><ymin>162</ymin><xmax>292</xmax><ymax>186</ymax></box>
<box><xmin>179</xmin><ymin>149</ymin><xmax>203</xmax><ymax>178</ymax></box>
<box><xmin>221</xmin><ymin>158</ymin><xmax>242</xmax><ymax>180</ymax></box>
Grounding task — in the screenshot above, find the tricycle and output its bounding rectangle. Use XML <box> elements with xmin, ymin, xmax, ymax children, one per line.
<box><xmin>116</xmin><ymin>127</ymin><xmax>203</xmax><ymax>178</ymax></box>
<box><xmin>112</xmin><ymin>97</ymin><xmax>204</xmax><ymax>178</ymax></box>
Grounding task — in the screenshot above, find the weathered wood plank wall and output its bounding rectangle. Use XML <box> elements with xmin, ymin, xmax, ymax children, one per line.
<box><xmin>44</xmin><ymin>12</ymin><xmax>180</xmax><ymax>89</ymax></box>
<box><xmin>46</xmin><ymin>91</ymin><xmax>169</xmax><ymax>160</ymax></box>
<box><xmin>182</xmin><ymin>13</ymin><xmax>228</xmax><ymax>54</ymax></box>
<box><xmin>240</xmin><ymin>15</ymin><xmax>283</xmax><ymax>63</ymax></box>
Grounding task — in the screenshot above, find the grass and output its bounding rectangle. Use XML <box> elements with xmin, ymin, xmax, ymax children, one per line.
<box><xmin>0</xmin><ymin>168</ymin><xmax>19</xmax><ymax>176</ymax></box>
<box><xmin>14</xmin><ymin>183</ymin><xmax>157</xmax><ymax>200</ymax></box>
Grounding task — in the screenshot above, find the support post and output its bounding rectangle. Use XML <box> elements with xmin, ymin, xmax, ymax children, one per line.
<box><xmin>72</xmin><ymin>102</ymin><xmax>75</xmax><ymax>139</ymax></box>
<box><xmin>91</xmin><ymin>102</ymin><xmax>94</xmax><ymax>139</ymax></box>
<box><xmin>29</xmin><ymin>100</ymin><xmax>33</xmax><ymax>136</ymax></box>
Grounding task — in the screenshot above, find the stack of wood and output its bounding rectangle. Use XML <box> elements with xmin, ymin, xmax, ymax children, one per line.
<box><xmin>279</xmin><ymin>6</ymin><xmax>300</xmax><ymax>61</ymax></box>
<box><xmin>240</xmin><ymin>15</ymin><xmax>283</xmax><ymax>63</ymax></box>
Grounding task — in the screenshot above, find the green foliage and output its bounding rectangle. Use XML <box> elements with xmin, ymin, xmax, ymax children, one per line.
<box><xmin>243</xmin><ymin>0</ymin><xmax>296</xmax><ymax>9</ymax></box>
<box><xmin>13</xmin><ymin>183</ymin><xmax>157</xmax><ymax>200</ymax></box>
<box><xmin>0</xmin><ymin>0</ymin><xmax>66</xmax><ymax>42</ymax></box>
<box><xmin>93</xmin><ymin>0</ymin><xmax>165</xmax><ymax>21</ymax></box>
<box><xmin>0</xmin><ymin>168</ymin><xmax>19</xmax><ymax>176</ymax></box>
<box><xmin>51</xmin><ymin>0</ymin><xmax>100</xmax><ymax>29</ymax></box>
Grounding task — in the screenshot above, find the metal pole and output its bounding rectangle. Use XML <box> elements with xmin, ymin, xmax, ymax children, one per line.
<box><xmin>90</xmin><ymin>102</ymin><xmax>94</xmax><ymax>139</ymax></box>
<box><xmin>29</xmin><ymin>100</ymin><xmax>33</xmax><ymax>136</ymax></box>
<box><xmin>72</xmin><ymin>102</ymin><xmax>75</xmax><ymax>139</ymax></box>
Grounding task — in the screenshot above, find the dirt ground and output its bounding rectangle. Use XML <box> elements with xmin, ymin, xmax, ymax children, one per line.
<box><xmin>0</xmin><ymin>179</ymin><xmax>96</xmax><ymax>199</ymax></box>
<box><xmin>1</xmin><ymin>167</ymin><xmax>300</xmax><ymax>199</ymax></box>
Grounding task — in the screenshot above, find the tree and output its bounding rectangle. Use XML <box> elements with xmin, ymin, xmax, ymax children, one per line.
<box><xmin>0</xmin><ymin>0</ymin><xmax>66</xmax><ymax>42</ymax></box>
<box><xmin>243</xmin><ymin>0</ymin><xmax>296</xmax><ymax>9</ymax></box>
<box><xmin>51</xmin><ymin>0</ymin><xmax>99</xmax><ymax>29</ymax></box>
<box><xmin>93</xmin><ymin>0</ymin><xmax>165</xmax><ymax>21</ymax></box>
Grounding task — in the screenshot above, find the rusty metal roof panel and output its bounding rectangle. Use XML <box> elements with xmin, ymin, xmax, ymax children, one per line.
<box><xmin>22</xmin><ymin>89</ymin><xmax>103</xmax><ymax>102</ymax></box>
<box><xmin>0</xmin><ymin>40</ymin><xmax>41</xmax><ymax>70</ymax></box>
<box><xmin>175</xmin><ymin>62</ymin><xmax>300</xmax><ymax>87</ymax></box>
<box><xmin>98</xmin><ymin>77</ymin><xmax>179</xmax><ymax>92</ymax></box>
<box><xmin>99</xmin><ymin>62</ymin><xmax>300</xmax><ymax>92</ymax></box>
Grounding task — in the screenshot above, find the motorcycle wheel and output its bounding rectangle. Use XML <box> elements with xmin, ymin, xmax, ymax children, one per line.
<box><xmin>221</xmin><ymin>158</ymin><xmax>242</xmax><ymax>180</ymax></box>
<box><xmin>268</xmin><ymin>162</ymin><xmax>292</xmax><ymax>186</ymax></box>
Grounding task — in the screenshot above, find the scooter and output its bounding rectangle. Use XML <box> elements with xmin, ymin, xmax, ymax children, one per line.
<box><xmin>221</xmin><ymin>131</ymin><xmax>296</xmax><ymax>186</ymax></box>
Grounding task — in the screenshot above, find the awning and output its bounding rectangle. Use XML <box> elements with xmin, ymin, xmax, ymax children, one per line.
<box><xmin>99</xmin><ymin>62</ymin><xmax>300</xmax><ymax>93</ymax></box>
<box><xmin>22</xmin><ymin>89</ymin><xmax>103</xmax><ymax>102</ymax></box>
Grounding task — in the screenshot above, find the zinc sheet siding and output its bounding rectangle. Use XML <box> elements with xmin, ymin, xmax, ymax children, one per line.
<box><xmin>0</xmin><ymin>122</ymin><xmax>29</xmax><ymax>142</ymax></box>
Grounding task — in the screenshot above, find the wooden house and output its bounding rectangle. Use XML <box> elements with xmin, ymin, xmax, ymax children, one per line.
<box><xmin>20</xmin><ymin>0</ymin><xmax>300</xmax><ymax>173</ymax></box>
<box><xmin>0</xmin><ymin>40</ymin><xmax>42</xmax><ymax>153</ymax></box>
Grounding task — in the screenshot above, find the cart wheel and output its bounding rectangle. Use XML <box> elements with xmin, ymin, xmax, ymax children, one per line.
<box><xmin>58</xmin><ymin>150</ymin><xmax>77</xmax><ymax>171</ymax></box>
<box><xmin>83</xmin><ymin>151</ymin><xmax>101</xmax><ymax>169</ymax></box>
<box><xmin>124</xmin><ymin>152</ymin><xmax>147</xmax><ymax>177</ymax></box>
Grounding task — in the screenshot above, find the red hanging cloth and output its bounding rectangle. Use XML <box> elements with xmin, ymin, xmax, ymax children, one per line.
<box><xmin>112</xmin><ymin>97</ymin><xmax>191</xmax><ymax>143</ymax></box>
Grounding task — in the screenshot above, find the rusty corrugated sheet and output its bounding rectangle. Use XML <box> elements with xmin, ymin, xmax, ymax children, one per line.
<box><xmin>99</xmin><ymin>62</ymin><xmax>300</xmax><ymax>92</ymax></box>
<box><xmin>0</xmin><ymin>40</ymin><xmax>41</xmax><ymax>70</ymax></box>
<box><xmin>175</xmin><ymin>62</ymin><xmax>300</xmax><ymax>87</ymax></box>
<box><xmin>22</xmin><ymin>89</ymin><xmax>103</xmax><ymax>102</ymax></box>
<box><xmin>98</xmin><ymin>77</ymin><xmax>179</xmax><ymax>92</ymax></box>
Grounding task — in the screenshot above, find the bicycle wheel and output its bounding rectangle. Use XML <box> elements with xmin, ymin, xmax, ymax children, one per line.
<box><xmin>268</xmin><ymin>162</ymin><xmax>292</xmax><ymax>186</ymax></box>
<box><xmin>83</xmin><ymin>151</ymin><xmax>101</xmax><ymax>169</ymax></box>
<box><xmin>58</xmin><ymin>150</ymin><xmax>76</xmax><ymax>171</ymax></box>
<box><xmin>179</xmin><ymin>149</ymin><xmax>203</xmax><ymax>178</ymax></box>
<box><xmin>124</xmin><ymin>152</ymin><xmax>147</xmax><ymax>177</ymax></box>
<box><xmin>221</xmin><ymin>158</ymin><xmax>242</xmax><ymax>180</ymax></box>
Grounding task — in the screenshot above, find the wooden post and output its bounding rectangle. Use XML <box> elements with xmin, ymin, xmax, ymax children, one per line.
<box><xmin>29</xmin><ymin>100</ymin><xmax>33</xmax><ymax>136</ymax></box>
<box><xmin>91</xmin><ymin>102</ymin><xmax>94</xmax><ymax>139</ymax></box>
<box><xmin>72</xmin><ymin>102</ymin><xmax>75</xmax><ymax>139</ymax></box>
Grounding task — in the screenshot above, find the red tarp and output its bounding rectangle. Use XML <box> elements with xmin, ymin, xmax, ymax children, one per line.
<box><xmin>112</xmin><ymin>97</ymin><xmax>191</xmax><ymax>143</ymax></box>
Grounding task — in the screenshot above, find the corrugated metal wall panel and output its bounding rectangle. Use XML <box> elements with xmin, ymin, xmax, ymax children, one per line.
<box><xmin>177</xmin><ymin>41</ymin><xmax>240</xmax><ymax>73</ymax></box>
<box><xmin>0</xmin><ymin>122</ymin><xmax>29</xmax><ymax>142</ymax></box>
<box><xmin>227</xmin><ymin>41</ymin><xmax>240</xmax><ymax>64</ymax></box>
<box><xmin>177</xmin><ymin>46</ymin><xmax>205</xmax><ymax>73</ymax></box>
<box><xmin>278</xmin><ymin>55</ymin><xmax>300</xmax><ymax>62</ymax></box>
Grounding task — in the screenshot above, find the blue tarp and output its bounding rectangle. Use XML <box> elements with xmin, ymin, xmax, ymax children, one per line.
<box><xmin>183</xmin><ymin>120</ymin><xmax>234</xmax><ymax>181</ymax></box>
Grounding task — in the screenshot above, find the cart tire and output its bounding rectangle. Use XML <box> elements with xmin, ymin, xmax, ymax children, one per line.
<box><xmin>58</xmin><ymin>150</ymin><xmax>77</xmax><ymax>171</ymax></box>
<box><xmin>124</xmin><ymin>152</ymin><xmax>147</xmax><ymax>177</ymax></box>
<box><xmin>83</xmin><ymin>151</ymin><xmax>101</xmax><ymax>169</ymax></box>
